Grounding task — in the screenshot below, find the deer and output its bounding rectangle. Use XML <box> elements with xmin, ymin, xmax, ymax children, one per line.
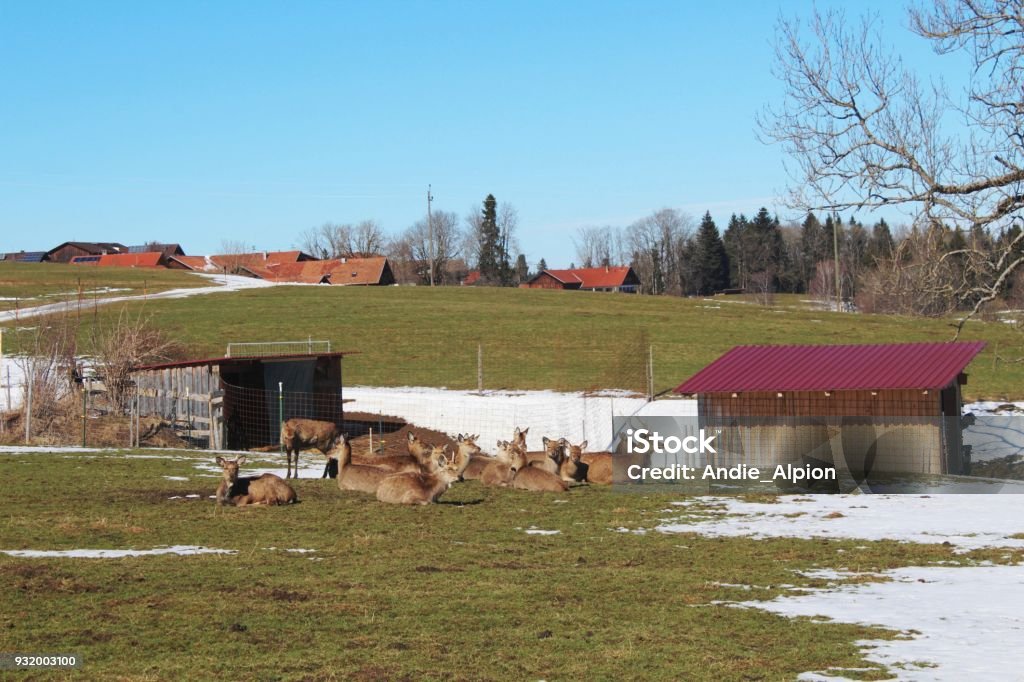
<box><xmin>524</xmin><ymin>436</ymin><xmax>566</xmax><ymax>474</ymax></box>
<box><xmin>449</xmin><ymin>434</ymin><xmax>477</xmax><ymax>480</ymax></box>
<box><xmin>510</xmin><ymin>446</ymin><xmax>569</xmax><ymax>492</ymax></box>
<box><xmin>452</xmin><ymin>434</ymin><xmax>494</xmax><ymax>480</ymax></box>
<box><xmin>559</xmin><ymin>441</ymin><xmax>584</xmax><ymax>483</ymax></box>
<box><xmin>323</xmin><ymin>433</ymin><xmax>392</xmax><ymax>494</ymax></box>
<box><xmin>480</xmin><ymin>440</ymin><xmax>520</xmax><ymax>487</ymax></box>
<box><xmin>280</xmin><ymin>418</ymin><xmax>340</xmax><ymax>479</ymax></box>
<box><xmin>376</xmin><ymin>446</ymin><xmax>461</xmax><ymax>505</ymax></box>
<box><xmin>215</xmin><ymin>456</ymin><xmax>297</xmax><ymax>506</ymax></box>
<box><xmin>568</xmin><ymin>440</ymin><xmax>613</xmax><ymax>485</ymax></box>
<box><xmin>406</xmin><ymin>431</ymin><xmax>436</xmax><ymax>468</ymax></box>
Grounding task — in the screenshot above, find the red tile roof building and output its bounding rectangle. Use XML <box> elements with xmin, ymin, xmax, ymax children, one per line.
<box><xmin>520</xmin><ymin>266</ymin><xmax>640</xmax><ymax>292</ymax></box>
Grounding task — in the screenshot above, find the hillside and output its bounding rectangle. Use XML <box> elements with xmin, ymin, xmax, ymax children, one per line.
<box><xmin>8</xmin><ymin>283</ymin><xmax>1017</xmax><ymax>399</ymax></box>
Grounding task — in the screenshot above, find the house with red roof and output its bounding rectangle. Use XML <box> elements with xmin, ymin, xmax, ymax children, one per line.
<box><xmin>520</xmin><ymin>265</ymin><xmax>640</xmax><ymax>293</ymax></box>
<box><xmin>241</xmin><ymin>257</ymin><xmax>395</xmax><ymax>286</ymax></box>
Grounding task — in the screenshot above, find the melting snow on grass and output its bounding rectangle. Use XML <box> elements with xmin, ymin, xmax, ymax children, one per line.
<box><xmin>658</xmin><ymin>494</ymin><xmax>1024</xmax><ymax>679</ymax></box>
<box><xmin>757</xmin><ymin>564</ymin><xmax>1024</xmax><ymax>681</ymax></box>
<box><xmin>658</xmin><ymin>494</ymin><xmax>1024</xmax><ymax>551</ymax></box>
<box><xmin>0</xmin><ymin>545</ymin><xmax>236</xmax><ymax>558</ymax></box>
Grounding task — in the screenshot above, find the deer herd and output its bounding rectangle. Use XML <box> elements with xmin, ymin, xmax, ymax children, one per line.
<box><xmin>214</xmin><ymin>419</ymin><xmax>613</xmax><ymax>507</ymax></box>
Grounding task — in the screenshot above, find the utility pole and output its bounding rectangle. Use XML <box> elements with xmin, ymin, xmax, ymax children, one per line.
<box><xmin>427</xmin><ymin>185</ymin><xmax>435</xmax><ymax>287</ymax></box>
<box><xmin>833</xmin><ymin>214</ymin><xmax>841</xmax><ymax>312</ymax></box>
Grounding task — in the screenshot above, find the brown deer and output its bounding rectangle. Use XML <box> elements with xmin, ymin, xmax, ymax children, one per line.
<box><xmin>216</xmin><ymin>456</ymin><xmax>297</xmax><ymax>506</ymax></box>
<box><xmin>524</xmin><ymin>436</ymin><xmax>566</xmax><ymax>474</ymax></box>
<box><xmin>406</xmin><ymin>431</ymin><xmax>436</xmax><ymax>466</ymax></box>
<box><xmin>449</xmin><ymin>434</ymin><xmax>478</xmax><ymax>480</ymax></box>
<box><xmin>512</xmin><ymin>426</ymin><xmax>529</xmax><ymax>450</ymax></box>
<box><xmin>575</xmin><ymin>441</ymin><xmax>613</xmax><ymax>485</ymax></box>
<box><xmin>511</xmin><ymin>447</ymin><xmax>569</xmax><ymax>492</ymax></box>
<box><xmin>280</xmin><ymin>418</ymin><xmax>340</xmax><ymax>479</ymax></box>
<box><xmin>480</xmin><ymin>440</ymin><xmax>520</xmax><ymax>487</ymax></box>
<box><xmin>332</xmin><ymin>434</ymin><xmax>392</xmax><ymax>494</ymax></box>
<box><xmin>376</xmin><ymin>446</ymin><xmax>461</xmax><ymax>505</ymax></box>
<box><xmin>559</xmin><ymin>440</ymin><xmax>584</xmax><ymax>483</ymax></box>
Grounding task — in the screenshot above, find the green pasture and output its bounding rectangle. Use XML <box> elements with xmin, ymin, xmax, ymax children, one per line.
<box><xmin>2</xmin><ymin>449</ymin><xmax>1016</xmax><ymax>680</ymax></box>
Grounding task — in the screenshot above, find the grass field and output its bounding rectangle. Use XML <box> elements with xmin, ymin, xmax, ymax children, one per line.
<box><xmin>6</xmin><ymin>282</ymin><xmax>1018</xmax><ymax>399</ymax></box>
<box><xmin>2</xmin><ymin>264</ymin><xmax>1023</xmax><ymax>398</ymax></box>
<box><xmin>2</xmin><ymin>448</ymin><xmax>1016</xmax><ymax>680</ymax></box>
<box><xmin>0</xmin><ymin>262</ymin><xmax>206</xmax><ymax>311</ymax></box>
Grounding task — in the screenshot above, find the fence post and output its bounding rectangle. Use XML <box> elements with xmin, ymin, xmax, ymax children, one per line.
<box><xmin>278</xmin><ymin>382</ymin><xmax>284</xmax><ymax>457</ymax></box>
<box><xmin>208</xmin><ymin>394</ymin><xmax>215</xmax><ymax>450</ymax></box>
<box><xmin>134</xmin><ymin>392</ymin><xmax>141</xmax><ymax>448</ymax></box>
<box><xmin>81</xmin><ymin>382</ymin><xmax>88</xmax><ymax>447</ymax></box>
<box><xmin>477</xmin><ymin>343</ymin><xmax>483</xmax><ymax>392</ymax></box>
<box><xmin>128</xmin><ymin>390</ymin><xmax>134</xmax><ymax>448</ymax></box>
<box><xmin>24</xmin><ymin>372</ymin><xmax>32</xmax><ymax>444</ymax></box>
<box><xmin>648</xmin><ymin>345</ymin><xmax>654</xmax><ymax>401</ymax></box>
<box><xmin>5</xmin><ymin>366</ymin><xmax>11</xmax><ymax>422</ymax></box>
<box><xmin>186</xmin><ymin>387</ymin><xmax>192</xmax><ymax>448</ymax></box>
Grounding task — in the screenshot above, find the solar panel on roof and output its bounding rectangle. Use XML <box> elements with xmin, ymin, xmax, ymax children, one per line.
<box><xmin>15</xmin><ymin>252</ymin><xmax>47</xmax><ymax>262</ymax></box>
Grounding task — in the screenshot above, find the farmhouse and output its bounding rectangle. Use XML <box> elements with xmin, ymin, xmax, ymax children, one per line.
<box><xmin>131</xmin><ymin>349</ymin><xmax>349</xmax><ymax>451</ymax></box>
<box><xmin>46</xmin><ymin>241</ymin><xmax>127</xmax><ymax>263</ymax></box>
<box><xmin>69</xmin><ymin>252</ymin><xmax>171</xmax><ymax>268</ymax></box>
<box><xmin>674</xmin><ymin>341</ymin><xmax>986</xmax><ymax>479</ymax></box>
<box><xmin>241</xmin><ymin>256</ymin><xmax>396</xmax><ymax>285</ymax></box>
<box><xmin>169</xmin><ymin>250</ymin><xmax>315</xmax><ymax>274</ymax></box>
<box><xmin>521</xmin><ymin>266</ymin><xmax>640</xmax><ymax>292</ymax></box>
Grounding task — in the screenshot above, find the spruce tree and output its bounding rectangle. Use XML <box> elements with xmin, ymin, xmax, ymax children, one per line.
<box><xmin>476</xmin><ymin>194</ymin><xmax>501</xmax><ymax>283</ymax></box>
<box><xmin>536</xmin><ymin>257</ymin><xmax>548</xmax><ymax>273</ymax></box>
<box><xmin>693</xmin><ymin>212</ymin><xmax>729</xmax><ymax>295</ymax></box>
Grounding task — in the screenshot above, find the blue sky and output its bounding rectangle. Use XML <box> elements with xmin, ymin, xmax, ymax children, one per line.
<box><xmin>0</xmin><ymin>1</ymin><xmax>961</xmax><ymax>266</ymax></box>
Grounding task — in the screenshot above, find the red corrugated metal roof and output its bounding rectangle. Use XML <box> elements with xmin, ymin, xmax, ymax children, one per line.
<box><xmin>540</xmin><ymin>266</ymin><xmax>635</xmax><ymax>289</ymax></box>
<box><xmin>97</xmin><ymin>252</ymin><xmax>165</xmax><ymax>268</ymax></box>
<box><xmin>675</xmin><ymin>341</ymin><xmax>987</xmax><ymax>393</ymax></box>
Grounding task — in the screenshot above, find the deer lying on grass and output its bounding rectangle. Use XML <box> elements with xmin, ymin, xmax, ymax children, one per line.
<box><xmin>376</xmin><ymin>446</ymin><xmax>461</xmax><ymax>505</ymax></box>
<box><xmin>351</xmin><ymin>430</ymin><xmax>439</xmax><ymax>473</ymax></box>
<box><xmin>216</xmin><ymin>456</ymin><xmax>297</xmax><ymax>506</ymax></box>
<box><xmin>511</xmin><ymin>446</ymin><xmax>569</xmax><ymax>492</ymax></box>
<box><xmin>569</xmin><ymin>441</ymin><xmax>613</xmax><ymax>485</ymax></box>
<box><xmin>332</xmin><ymin>434</ymin><xmax>392</xmax><ymax>494</ymax></box>
<box><xmin>480</xmin><ymin>440</ymin><xmax>521</xmax><ymax>487</ymax></box>
<box><xmin>525</xmin><ymin>436</ymin><xmax>566</xmax><ymax>474</ymax></box>
<box><xmin>280</xmin><ymin>418</ymin><xmax>340</xmax><ymax>479</ymax></box>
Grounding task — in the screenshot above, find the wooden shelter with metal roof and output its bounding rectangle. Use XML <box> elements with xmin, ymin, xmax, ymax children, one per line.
<box><xmin>674</xmin><ymin>341</ymin><xmax>987</xmax><ymax>478</ymax></box>
<box><xmin>131</xmin><ymin>349</ymin><xmax>350</xmax><ymax>451</ymax></box>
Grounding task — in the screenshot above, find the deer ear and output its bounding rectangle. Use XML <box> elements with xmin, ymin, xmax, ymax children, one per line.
<box><xmin>580</xmin><ymin>440</ymin><xmax>588</xmax><ymax>450</ymax></box>
<box><xmin>559</xmin><ymin>438</ymin><xmax>568</xmax><ymax>445</ymax></box>
<box><xmin>521</xmin><ymin>427</ymin><xmax>529</xmax><ymax>436</ymax></box>
<box><xmin>514</xmin><ymin>427</ymin><xmax>521</xmax><ymax>437</ymax></box>
<box><xmin>543</xmin><ymin>437</ymin><xmax>550</xmax><ymax>446</ymax></box>
<box><xmin>407</xmin><ymin>432</ymin><xmax>415</xmax><ymax>441</ymax></box>
<box><xmin>216</xmin><ymin>456</ymin><xmax>225</xmax><ymax>466</ymax></box>
<box><xmin>237</xmin><ymin>455</ymin><xmax>247</xmax><ymax>465</ymax></box>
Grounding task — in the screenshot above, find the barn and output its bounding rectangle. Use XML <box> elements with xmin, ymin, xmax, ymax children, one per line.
<box><xmin>674</xmin><ymin>341</ymin><xmax>986</xmax><ymax>479</ymax></box>
<box><xmin>520</xmin><ymin>266</ymin><xmax>640</xmax><ymax>292</ymax></box>
<box><xmin>131</xmin><ymin>350</ymin><xmax>349</xmax><ymax>451</ymax></box>
<box><xmin>46</xmin><ymin>241</ymin><xmax>127</xmax><ymax>263</ymax></box>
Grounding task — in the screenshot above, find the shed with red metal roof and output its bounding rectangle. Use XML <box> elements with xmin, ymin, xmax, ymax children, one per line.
<box><xmin>520</xmin><ymin>266</ymin><xmax>640</xmax><ymax>292</ymax></box>
<box><xmin>673</xmin><ymin>341</ymin><xmax>987</xmax><ymax>479</ymax></box>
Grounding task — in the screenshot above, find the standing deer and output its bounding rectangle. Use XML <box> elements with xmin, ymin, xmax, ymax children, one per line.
<box><xmin>216</xmin><ymin>456</ymin><xmax>297</xmax><ymax>506</ymax></box>
<box><xmin>376</xmin><ymin>446</ymin><xmax>461</xmax><ymax>505</ymax></box>
<box><xmin>280</xmin><ymin>418</ymin><xmax>340</xmax><ymax>479</ymax></box>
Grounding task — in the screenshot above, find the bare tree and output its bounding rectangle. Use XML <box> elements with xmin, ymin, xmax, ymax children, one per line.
<box><xmin>90</xmin><ymin>307</ymin><xmax>181</xmax><ymax>412</ymax></box>
<box><xmin>761</xmin><ymin>1</ymin><xmax>1024</xmax><ymax>331</ymax></box>
<box><xmin>625</xmin><ymin>208</ymin><xmax>693</xmax><ymax>295</ymax></box>
<box><xmin>403</xmin><ymin>210</ymin><xmax>463</xmax><ymax>284</ymax></box>
<box><xmin>297</xmin><ymin>221</ymin><xmax>387</xmax><ymax>260</ymax></box>
<box><xmin>573</xmin><ymin>226</ymin><xmax>618</xmax><ymax>268</ymax></box>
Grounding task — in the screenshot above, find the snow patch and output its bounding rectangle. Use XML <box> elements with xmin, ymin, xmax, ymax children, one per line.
<box><xmin>657</xmin><ymin>494</ymin><xmax>1024</xmax><ymax>551</ymax></box>
<box><xmin>749</xmin><ymin>565</ymin><xmax>1024</xmax><ymax>680</ymax></box>
<box><xmin>1</xmin><ymin>545</ymin><xmax>236</xmax><ymax>558</ymax></box>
